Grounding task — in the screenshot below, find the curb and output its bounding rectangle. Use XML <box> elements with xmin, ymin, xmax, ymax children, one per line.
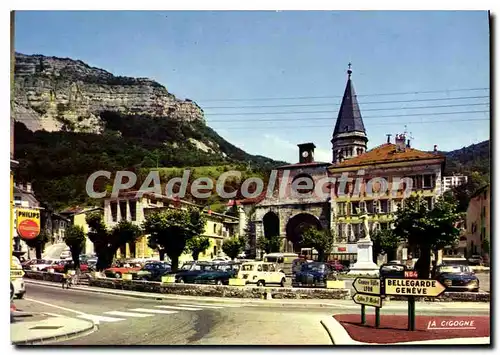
<box><xmin>320</xmin><ymin>316</ymin><xmax>491</xmax><ymax>346</ymax></box>
<box><xmin>12</xmin><ymin>316</ymin><xmax>97</xmax><ymax>346</ymax></box>
<box><xmin>24</xmin><ymin>279</ymin><xmax>491</xmax><ymax>311</ymax></box>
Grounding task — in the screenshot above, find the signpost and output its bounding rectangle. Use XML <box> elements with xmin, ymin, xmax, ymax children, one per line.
<box><xmin>352</xmin><ymin>277</ymin><xmax>382</xmax><ymax>327</ymax></box>
<box><xmin>351</xmin><ymin>264</ymin><xmax>447</xmax><ymax>331</ymax></box>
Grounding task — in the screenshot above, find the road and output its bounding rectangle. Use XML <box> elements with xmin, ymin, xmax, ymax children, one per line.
<box><xmin>16</xmin><ymin>282</ymin><xmax>490</xmax><ymax>345</ymax></box>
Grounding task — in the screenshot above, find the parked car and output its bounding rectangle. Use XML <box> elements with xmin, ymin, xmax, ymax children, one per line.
<box><xmin>237</xmin><ymin>261</ymin><xmax>287</xmax><ymax>287</ymax></box>
<box><xmin>51</xmin><ymin>260</ymin><xmax>90</xmax><ymax>273</ymax></box>
<box><xmin>263</xmin><ymin>252</ymin><xmax>298</xmax><ymax>276</ymax></box>
<box><xmin>435</xmin><ymin>264</ymin><xmax>479</xmax><ymax>292</ymax></box>
<box><xmin>467</xmin><ymin>255</ymin><xmax>483</xmax><ymax>266</ymax></box>
<box><xmin>104</xmin><ymin>262</ymin><xmax>142</xmax><ymax>278</ymax></box>
<box><xmin>194</xmin><ymin>262</ymin><xmax>241</xmax><ymax>285</ymax></box>
<box><xmin>11</xmin><ymin>256</ymin><xmax>26</xmax><ymax>299</ymax></box>
<box><xmin>326</xmin><ymin>260</ymin><xmax>348</xmax><ymax>273</ymax></box>
<box><xmin>169</xmin><ymin>261</ymin><xmax>215</xmax><ymax>283</ymax></box>
<box><xmin>293</xmin><ymin>262</ymin><xmax>337</xmax><ymax>287</ymax></box>
<box><xmin>131</xmin><ymin>261</ymin><xmax>171</xmax><ymax>281</ymax></box>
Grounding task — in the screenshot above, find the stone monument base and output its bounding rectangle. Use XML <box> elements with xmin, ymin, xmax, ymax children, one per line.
<box><xmin>348</xmin><ymin>239</ymin><xmax>379</xmax><ymax>276</ymax></box>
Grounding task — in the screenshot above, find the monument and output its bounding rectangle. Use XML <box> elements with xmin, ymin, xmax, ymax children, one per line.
<box><xmin>348</xmin><ymin>214</ymin><xmax>379</xmax><ymax>275</ymax></box>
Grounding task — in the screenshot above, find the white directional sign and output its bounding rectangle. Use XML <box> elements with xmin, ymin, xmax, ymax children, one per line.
<box><xmin>353</xmin><ymin>277</ymin><xmax>381</xmax><ymax>295</ymax></box>
<box><xmin>352</xmin><ymin>293</ymin><xmax>383</xmax><ymax>308</ymax></box>
<box><xmin>10</xmin><ymin>269</ymin><xmax>24</xmax><ymax>279</ymax></box>
<box><xmin>385</xmin><ymin>278</ymin><xmax>446</xmax><ymax>297</ymax></box>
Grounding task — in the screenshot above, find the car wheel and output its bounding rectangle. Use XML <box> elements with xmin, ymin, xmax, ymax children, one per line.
<box><xmin>115</xmin><ymin>273</ymin><xmax>121</xmax><ymax>279</ymax></box>
<box><xmin>178</xmin><ymin>278</ymin><xmax>184</xmax><ymax>283</ymax></box>
<box><xmin>280</xmin><ymin>278</ymin><xmax>286</xmax><ymax>287</ymax></box>
<box><xmin>257</xmin><ymin>280</ymin><xmax>265</xmax><ymax>287</ymax></box>
<box><xmin>15</xmin><ymin>292</ymin><xmax>25</xmax><ymax>300</ymax></box>
<box><xmin>216</xmin><ymin>279</ymin><xmax>223</xmax><ymax>285</ymax></box>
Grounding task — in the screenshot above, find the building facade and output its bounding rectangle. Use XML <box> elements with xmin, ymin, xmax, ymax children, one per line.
<box><xmin>243</xmin><ymin>65</ymin><xmax>447</xmax><ymax>263</ymax></box>
<box><xmin>103</xmin><ymin>191</ymin><xmax>240</xmax><ymax>261</ymax></box>
<box><xmin>442</xmin><ymin>175</ymin><xmax>468</xmax><ymax>193</ymax></box>
<box><xmin>465</xmin><ymin>184</ymin><xmax>490</xmax><ymax>259</ymax></box>
<box><xmin>60</xmin><ymin>206</ymin><xmax>103</xmax><ymax>255</ymax></box>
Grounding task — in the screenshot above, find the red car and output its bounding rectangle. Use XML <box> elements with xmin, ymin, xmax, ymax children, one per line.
<box><xmin>51</xmin><ymin>261</ymin><xmax>89</xmax><ymax>273</ymax></box>
<box><xmin>104</xmin><ymin>264</ymin><xmax>142</xmax><ymax>278</ymax></box>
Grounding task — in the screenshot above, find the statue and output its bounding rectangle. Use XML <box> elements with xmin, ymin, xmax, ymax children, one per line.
<box><xmin>361</xmin><ymin>214</ymin><xmax>371</xmax><ymax>241</ymax></box>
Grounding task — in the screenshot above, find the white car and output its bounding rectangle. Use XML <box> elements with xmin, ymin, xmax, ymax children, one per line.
<box><xmin>11</xmin><ymin>257</ymin><xmax>26</xmax><ymax>299</ymax></box>
<box><xmin>237</xmin><ymin>261</ymin><xmax>287</xmax><ymax>287</ymax></box>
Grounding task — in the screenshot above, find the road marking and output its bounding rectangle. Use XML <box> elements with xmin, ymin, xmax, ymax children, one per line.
<box><xmin>25</xmin><ymin>297</ymin><xmax>86</xmax><ymax>315</ymax></box>
<box><xmin>178</xmin><ymin>303</ymin><xmax>225</xmax><ymax>309</ymax></box>
<box><xmin>105</xmin><ymin>311</ymin><xmax>154</xmax><ymax>318</ymax></box>
<box><xmin>77</xmin><ymin>314</ymin><xmax>125</xmax><ymax>323</ymax></box>
<box><xmin>156</xmin><ymin>305</ymin><xmax>203</xmax><ymax>311</ymax></box>
<box><xmin>129</xmin><ymin>308</ymin><xmax>178</xmax><ymax>314</ymax></box>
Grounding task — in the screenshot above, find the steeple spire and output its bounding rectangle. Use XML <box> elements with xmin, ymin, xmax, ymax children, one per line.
<box><xmin>331</xmin><ymin>63</ymin><xmax>368</xmax><ymax>164</ymax></box>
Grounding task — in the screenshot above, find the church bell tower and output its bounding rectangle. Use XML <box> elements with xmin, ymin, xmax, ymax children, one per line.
<box><xmin>331</xmin><ymin>64</ymin><xmax>368</xmax><ymax>163</ymax></box>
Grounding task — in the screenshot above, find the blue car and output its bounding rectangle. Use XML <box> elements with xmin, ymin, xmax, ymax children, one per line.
<box><xmin>293</xmin><ymin>262</ymin><xmax>336</xmax><ymax>287</ymax></box>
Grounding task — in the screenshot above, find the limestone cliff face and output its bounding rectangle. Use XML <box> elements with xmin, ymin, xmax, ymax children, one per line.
<box><xmin>13</xmin><ymin>53</ymin><xmax>204</xmax><ymax>132</ymax></box>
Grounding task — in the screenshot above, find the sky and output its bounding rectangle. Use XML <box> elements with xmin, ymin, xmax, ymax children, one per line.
<box><xmin>14</xmin><ymin>11</ymin><xmax>490</xmax><ymax>164</ymax></box>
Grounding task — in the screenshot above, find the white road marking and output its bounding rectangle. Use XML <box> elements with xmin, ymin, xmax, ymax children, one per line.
<box><xmin>178</xmin><ymin>303</ymin><xmax>225</xmax><ymax>309</ymax></box>
<box><xmin>129</xmin><ymin>308</ymin><xmax>178</xmax><ymax>314</ymax></box>
<box><xmin>43</xmin><ymin>312</ymin><xmax>63</xmax><ymax>318</ymax></box>
<box><xmin>156</xmin><ymin>305</ymin><xmax>203</xmax><ymax>311</ymax></box>
<box><xmin>105</xmin><ymin>310</ymin><xmax>154</xmax><ymax>318</ymax></box>
<box><xmin>77</xmin><ymin>314</ymin><xmax>125</xmax><ymax>323</ymax></box>
<box><xmin>25</xmin><ymin>297</ymin><xmax>86</xmax><ymax>315</ymax></box>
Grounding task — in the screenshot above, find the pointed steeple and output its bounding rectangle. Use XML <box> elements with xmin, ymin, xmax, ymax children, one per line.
<box><xmin>331</xmin><ymin>63</ymin><xmax>368</xmax><ymax>164</ymax></box>
<box><xmin>333</xmin><ymin>63</ymin><xmax>366</xmax><ymax>136</ymax></box>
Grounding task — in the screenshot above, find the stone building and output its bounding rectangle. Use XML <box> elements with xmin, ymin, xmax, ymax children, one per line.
<box><xmin>247</xmin><ymin>65</ymin><xmax>446</xmax><ymax>262</ymax></box>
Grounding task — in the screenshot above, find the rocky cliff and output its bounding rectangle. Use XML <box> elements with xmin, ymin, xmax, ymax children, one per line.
<box><xmin>13</xmin><ymin>53</ymin><xmax>204</xmax><ymax>132</ymax></box>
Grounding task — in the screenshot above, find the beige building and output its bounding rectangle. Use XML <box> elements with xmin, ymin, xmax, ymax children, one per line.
<box><xmin>328</xmin><ymin>134</ymin><xmax>446</xmax><ymax>263</ymax></box>
<box><xmin>103</xmin><ymin>191</ymin><xmax>240</xmax><ymax>261</ymax></box>
<box><xmin>465</xmin><ymin>184</ymin><xmax>490</xmax><ymax>258</ymax></box>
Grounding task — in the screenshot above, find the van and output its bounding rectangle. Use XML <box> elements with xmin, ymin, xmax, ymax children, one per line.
<box><xmin>263</xmin><ymin>252</ymin><xmax>298</xmax><ymax>276</ymax></box>
<box><xmin>237</xmin><ymin>261</ymin><xmax>286</xmax><ymax>287</ymax></box>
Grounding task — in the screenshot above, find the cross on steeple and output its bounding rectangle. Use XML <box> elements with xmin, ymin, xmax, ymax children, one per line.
<box><xmin>347</xmin><ymin>62</ymin><xmax>352</xmax><ymax>77</ymax></box>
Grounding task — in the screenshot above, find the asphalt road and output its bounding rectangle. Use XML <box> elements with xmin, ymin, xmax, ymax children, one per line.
<box><xmin>18</xmin><ymin>283</ymin><xmax>490</xmax><ymax>346</ymax></box>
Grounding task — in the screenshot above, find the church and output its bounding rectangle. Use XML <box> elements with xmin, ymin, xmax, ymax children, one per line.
<box><xmin>243</xmin><ymin>65</ymin><xmax>446</xmax><ymax>263</ymax></box>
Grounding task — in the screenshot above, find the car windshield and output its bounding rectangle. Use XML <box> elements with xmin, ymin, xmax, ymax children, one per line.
<box><xmin>301</xmin><ymin>263</ymin><xmax>325</xmax><ymax>272</ymax></box>
<box><xmin>180</xmin><ymin>263</ymin><xmax>193</xmax><ymax>270</ymax></box>
<box><xmin>241</xmin><ymin>264</ymin><xmax>254</xmax><ymax>271</ymax></box>
<box><xmin>438</xmin><ymin>265</ymin><xmax>471</xmax><ymax>273</ymax></box>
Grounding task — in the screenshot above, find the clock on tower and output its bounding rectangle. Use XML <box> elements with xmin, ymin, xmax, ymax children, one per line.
<box><xmin>297</xmin><ymin>143</ymin><xmax>315</xmax><ymax>164</ymax></box>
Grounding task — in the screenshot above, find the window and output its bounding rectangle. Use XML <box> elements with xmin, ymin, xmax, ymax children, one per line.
<box><xmin>110</xmin><ymin>202</ymin><xmax>118</xmax><ymax>222</ymax></box>
<box><xmin>119</xmin><ymin>201</ymin><xmax>127</xmax><ymax>220</ymax></box>
<box><xmin>257</xmin><ymin>264</ymin><xmax>263</xmax><ymax>272</ymax></box>
<box><xmin>337</xmin><ymin>202</ymin><xmax>346</xmax><ymax>216</ymax></box>
<box><xmin>423</xmin><ymin>174</ymin><xmax>434</xmax><ymax>189</ymax></box>
<box><xmin>129</xmin><ymin>201</ymin><xmax>137</xmax><ymax>221</ymax></box>
<box><xmin>380</xmin><ymin>200</ymin><xmax>388</xmax><ymax>213</ymax></box>
<box><xmin>347</xmin><ymin>224</ymin><xmax>355</xmax><ymax>242</ymax></box>
<box><xmin>365</xmin><ymin>200</ymin><xmax>374</xmax><ymax>214</ymax></box>
<box><xmin>373</xmin><ymin>200</ymin><xmax>380</xmax><ymax>213</ymax></box>
<box><xmin>359</xmin><ymin>201</ymin><xmax>366</xmax><ymax>214</ymax></box>
<box><xmin>337</xmin><ymin>224</ymin><xmax>345</xmax><ymax>242</ymax></box>
<box><xmin>268</xmin><ymin>264</ymin><xmax>276</xmax><ymax>272</ymax></box>
<box><xmin>351</xmin><ymin>202</ymin><xmax>359</xmax><ymax>215</ymax></box>
<box><xmin>213</xmin><ymin>224</ymin><xmax>217</xmax><ymax>234</ymax></box>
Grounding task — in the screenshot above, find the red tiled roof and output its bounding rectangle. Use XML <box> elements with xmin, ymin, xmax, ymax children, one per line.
<box><xmin>331</xmin><ymin>143</ymin><xmax>445</xmax><ymax>168</ymax></box>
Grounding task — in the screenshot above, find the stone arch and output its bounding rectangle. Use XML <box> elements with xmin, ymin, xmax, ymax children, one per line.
<box><xmin>285</xmin><ymin>213</ymin><xmax>323</xmax><ymax>253</ymax></box>
<box><xmin>263</xmin><ymin>211</ymin><xmax>280</xmax><ymax>239</ymax></box>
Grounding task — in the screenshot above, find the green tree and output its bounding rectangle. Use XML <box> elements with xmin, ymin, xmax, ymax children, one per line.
<box><xmin>447</xmin><ymin>172</ymin><xmax>488</xmax><ymax>212</ymax></box>
<box><xmin>371</xmin><ymin>229</ymin><xmax>400</xmax><ymax>262</ymax></box>
<box><xmin>111</xmin><ymin>220</ymin><xmax>142</xmax><ymax>258</ymax></box>
<box><xmin>143</xmin><ymin>208</ymin><xmax>206</xmax><ymax>271</ymax></box>
<box><xmin>187</xmin><ymin>236</ymin><xmax>211</xmax><ymax>261</ymax></box>
<box><xmin>64</xmin><ymin>225</ymin><xmax>86</xmax><ymax>269</ymax></box>
<box><xmin>222</xmin><ymin>236</ymin><xmax>245</xmax><ymax>260</ymax></box>
<box><xmin>301</xmin><ymin>227</ymin><xmax>334</xmax><ymax>262</ymax></box>
<box><xmin>86</xmin><ymin>212</ymin><xmax>114</xmax><ymax>271</ymax></box>
<box><xmin>24</xmin><ymin>230</ymin><xmax>51</xmax><ymax>260</ymax></box>
<box><xmin>394</xmin><ymin>195</ymin><xmax>464</xmax><ymax>278</ymax></box>
<box><xmin>256</xmin><ymin>234</ymin><xmax>281</xmax><ymax>254</ymax></box>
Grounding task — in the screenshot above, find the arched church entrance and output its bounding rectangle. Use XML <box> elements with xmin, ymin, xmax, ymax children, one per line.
<box><xmin>285</xmin><ymin>213</ymin><xmax>322</xmax><ymax>253</ymax></box>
